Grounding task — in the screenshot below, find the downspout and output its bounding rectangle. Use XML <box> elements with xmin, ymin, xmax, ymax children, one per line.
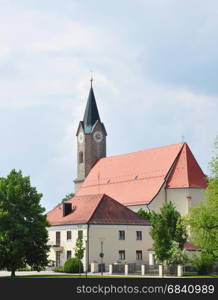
<box><xmin>87</xmin><ymin>224</ymin><xmax>90</xmax><ymax>275</ymax></box>
<box><xmin>165</xmin><ymin>185</ymin><xmax>168</xmax><ymax>204</ymax></box>
<box><xmin>146</xmin><ymin>204</ymin><xmax>151</xmax><ymax>212</ymax></box>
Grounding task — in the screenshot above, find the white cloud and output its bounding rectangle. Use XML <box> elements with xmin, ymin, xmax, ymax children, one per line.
<box><xmin>0</xmin><ymin>1</ymin><xmax>217</xmax><ymax>211</ymax></box>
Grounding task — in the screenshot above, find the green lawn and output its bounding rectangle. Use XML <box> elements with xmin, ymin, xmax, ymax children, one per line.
<box><xmin>1</xmin><ymin>274</ymin><xmax>218</xmax><ymax>278</ymax></box>
<box><xmin>1</xmin><ymin>275</ymin><xmax>127</xmax><ymax>278</ymax></box>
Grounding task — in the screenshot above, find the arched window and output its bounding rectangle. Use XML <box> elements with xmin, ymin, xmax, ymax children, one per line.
<box><xmin>79</xmin><ymin>151</ymin><xmax>83</xmax><ymax>164</ymax></box>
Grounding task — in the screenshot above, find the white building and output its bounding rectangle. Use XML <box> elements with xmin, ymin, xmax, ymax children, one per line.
<box><xmin>47</xmin><ymin>194</ymin><xmax>152</xmax><ymax>271</ymax></box>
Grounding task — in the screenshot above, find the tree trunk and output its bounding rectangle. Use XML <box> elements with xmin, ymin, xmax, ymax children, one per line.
<box><xmin>11</xmin><ymin>270</ymin><xmax>16</xmax><ymax>277</ymax></box>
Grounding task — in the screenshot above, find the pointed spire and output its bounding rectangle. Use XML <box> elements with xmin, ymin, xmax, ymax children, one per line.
<box><xmin>83</xmin><ymin>81</ymin><xmax>101</xmax><ymax>133</ymax></box>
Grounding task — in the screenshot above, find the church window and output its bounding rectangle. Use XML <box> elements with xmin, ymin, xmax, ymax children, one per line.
<box><xmin>79</xmin><ymin>152</ymin><xmax>83</xmax><ymax>163</ymax></box>
<box><xmin>119</xmin><ymin>230</ymin><xmax>125</xmax><ymax>240</ymax></box>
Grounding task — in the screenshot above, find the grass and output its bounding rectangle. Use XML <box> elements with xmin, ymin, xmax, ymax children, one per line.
<box><xmin>1</xmin><ymin>274</ymin><xmax>218</xmax><ymax>278</ymax></box>
<box><xmin>1</xmin><ymin>275</ymin><xmax>127</xmax><ymax>278</ymax></box>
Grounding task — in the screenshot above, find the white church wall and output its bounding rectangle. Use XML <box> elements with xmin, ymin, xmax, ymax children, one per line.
<box><xmin>187</xmin><ymin>188</ymin><xmax>205</xmax><ymax>210</ymax></box>
<box><xmin>129</xmin><ymin>185</ymin><xmax>166</xmax><ymax>213</ymax></box>
<box><xmin>127</xmin><ymin>186</ymin><xmax>205</xmax><ymax>217</ymax></box>
<box><xmin>166</xmin><ymin>188</ymin><xmax>205</xmax><ymax>216</ymax></box>
<box><xmin>148</xmin><ymin>186</ymin><xmax>166</xmax><ymax>212</ymax></box>
<box><xmin>128</xmin><ymin>204</ymin><xmax>150</xmax><ymax>213</ymax></box>
<box><xmin>166</xmin><ymin>188</ymin><xmax>189</xmax><ymax>216</ymax></box>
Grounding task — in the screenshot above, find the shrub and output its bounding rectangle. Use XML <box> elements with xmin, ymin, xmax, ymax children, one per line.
<box><xmin>53</xmin><ymin>267</ymin><xmax>65</xmax><ymax>272</ymax></box>
<box><xmin>191</xmin><ymin>253</ymin><xmax>214</xmax><ymax>275</ymax></box>
<box><xmin>64</xmin><ymin>257</ymin><xmax>83</xmax><ymax>273</ymax></box>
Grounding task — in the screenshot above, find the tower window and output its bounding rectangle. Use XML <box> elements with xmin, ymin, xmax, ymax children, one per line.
<box><xmin>79</xmin><ymin>152</ymin><xmax>83</xmax><ymax>163</ymax></box>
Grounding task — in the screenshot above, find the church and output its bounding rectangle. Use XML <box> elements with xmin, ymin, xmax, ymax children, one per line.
<box><xmin>46</xmin><ymin>81</ymin><xmax>206</xmax><ymax>270</ymax></box>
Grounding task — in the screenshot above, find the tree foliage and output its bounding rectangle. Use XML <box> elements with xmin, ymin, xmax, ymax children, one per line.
<box><xmin>167</xmin><ymin>241</ymin><xmax>188</xmax><ymax>265</ymax></box>
<box><xmin>74</xmin><ymin>235</ymin><xmax>85</xmax><ymax>275</ymax></box>
<box><xmin>0</xmin><ymin>170</ymin><xmax>49</xmax><ymax>277</ymax></box>
<box><xmin>190</xmin><ymin>252</ymin><xmax>214</xmax><ymax>275</ymax></box>
<box><xmin>64</xmin><ymin>257</ymin><xmax>83</xmax><ymax>273</ymax></box>
<box><xmin>137</xmin><ymin>208</ymin><xmax>153</xmax><ymax>221</ymax></box>
<box><xmin>186</xmin><ymin>136</ymin><xmax>218</xmax><ymax>260</ymax></box>
<box><xmin>149</xmin><ymin>202</ymin><xmax>187</xmax><ymax>264</ymax></box>
<box><xmin>74</xmin><ymin>236</ymin><xmax>85</xmax><ymax>260</ymax></box>
<box><xmin>61</xmin><ymin>193</ymin><xmax>74</xmax><ymax>203</ymax></box>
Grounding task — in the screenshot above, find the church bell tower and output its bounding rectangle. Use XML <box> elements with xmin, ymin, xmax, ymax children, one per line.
<box><xmin>74</xmin><ymin>79</ymin><xmax>107</xmax><ymax>192</ymax></box>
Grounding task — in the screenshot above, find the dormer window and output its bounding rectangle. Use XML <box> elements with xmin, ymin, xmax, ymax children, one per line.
<box><xmin>63</xmin><ymin>202</ymin><xmax>72</xmax><ymax>217</ymax></box>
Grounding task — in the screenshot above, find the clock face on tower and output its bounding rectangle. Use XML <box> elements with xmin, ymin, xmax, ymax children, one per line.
<box><xmin>93</xmin><ymin>131</ymin><xmax>103</xmax><ymax>143</ymax></box>
<box><xmin>78</xmin><ymin>132</ymin><xmax>84</xmax><ymax>144</ymax></box>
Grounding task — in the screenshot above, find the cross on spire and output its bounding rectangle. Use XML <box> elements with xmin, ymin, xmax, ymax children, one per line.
<box><xmin>90</xmin><ymin>70</ymin><xmax>94</xmax><ymax>86</ymax></box>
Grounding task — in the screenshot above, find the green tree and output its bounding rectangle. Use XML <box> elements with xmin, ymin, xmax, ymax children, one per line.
<box><xmin>167</xmin><ymin>241</ymin><xmax>188</xmax><ymax>265</ymax></box>
<box><xmin>0</xmin><ymin>169</ymin><xmax>49</xmax><ymax>277</ymax></box>
<box><xmin>61</xmin><ymin>193</ymin><xmax>74</xmax><ymax>203</ymax></box>
<box><xmin>64</xmin><ymin>257</ymin><xmax>83</xmax><ymax>273</ymax></box>
<box><xmin>150</xmin><ymin>202</ymin><xmax>187</xmax><ymax>264</ymax></box>
<box><xmin>190</xmin><ymin>252</ymin><xmax>214</xmax><ymax>275</ymax></box>
<box><xmin>74</xmin><ymin>236</ymin><xmax>85</xmax><ymax>275</ymax></box>
<box><xmin>137</xmin><ymin>208</ymin><xmax>153</xmax><ymax>221</ymax></box>
<box><xmin>187</xmin><ymin>136</ymin><xmax>218</xmax><ymax>260</ymax></box>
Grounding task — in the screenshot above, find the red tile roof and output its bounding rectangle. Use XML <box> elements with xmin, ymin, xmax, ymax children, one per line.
<box><xmin>76</xmin><ymin>143</ymin><xmax>207</xmax><ymax>206</ymax></box>
<box><xmin>167</xmin><ymin>143</ymin><xmax>208</xmax><ymax>188</ymax></box>
<box><xmin>46</xmin><ymin>194</ymin><xmax>149</xmax><ymax>226</ymax></box>
<box><xmin>183</xmin><ymin>241</ymin><xmax>199</xmax><ymax>251</ymax></box>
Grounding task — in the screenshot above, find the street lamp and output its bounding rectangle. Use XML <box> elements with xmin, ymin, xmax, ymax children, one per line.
<box><xmin>99</xmin><ymin>238</ymin><xmax>105</xmax><ymax>276</ymax></box>
<box><xmin>85</xmin><ymin>239</ymin><xmax>88</xmax><ymax>278</ymax></box>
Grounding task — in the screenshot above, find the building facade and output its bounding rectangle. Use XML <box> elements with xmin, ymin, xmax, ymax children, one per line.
<box><xmin>47</xmin><ymin>194</ymin><xmax>152</xmax><ymax>271</ymax></box>
<box><xmin>47</xmin><ymin>83</ymin><xmax>206</xmax><ymax>269</ymax></box>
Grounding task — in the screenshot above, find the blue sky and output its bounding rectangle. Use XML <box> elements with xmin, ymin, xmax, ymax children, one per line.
<box><xmin>0</xmin><ymin>0</ymin><xmax>217</xmax><ymax>211</ymax></box>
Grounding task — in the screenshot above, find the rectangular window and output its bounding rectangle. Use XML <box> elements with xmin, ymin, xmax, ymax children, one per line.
<box><xmin>136</xmin><ymin>250</ymin><xmax>143</xmax><ymax>260</ymax></box>
<box><xmin>67</xmin><ymin>231</ymin><xmax>72</xmax><ymax>240</ymax></box>
<box><xmin>56</xmin><ymin>251</ymin><xmax>61</xmax><ymax>267</ymax></box>
<box><xmin>119</xmin><ymin>250</ymin><xmax>125</xmax><ymax>260</ymax></box>
<box><xmin>56</xmin><ymin>232</ymin><xmax>61</xmax><ymax>246</ymax></box>
<box><xmin>78</xmin><ymin>230</ymin><xmax>83</xmax><ymax>239</ymax></box>
<box><xmin>118</xmin><ymin>230</ymin><xmax>125</xmax><ymax>240</ymax></box>
<box><xmin>136</xmin><ymin>231</ymin><xmax>142</xmax><ymax>240</ymax></box>
<box><xmin>66</xmin><ymin>250</ymin><xmax>72</xmax><ymax>260</ymax></box>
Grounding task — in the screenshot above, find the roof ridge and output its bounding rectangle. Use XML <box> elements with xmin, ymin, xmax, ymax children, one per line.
<box><xmin>184</xmin><ymin>144</ymin><xmax>190</xmax><ymax>186</ymax></box>
<box><xmin>98</xmin><ymin>142</ymin><xmax>185</xmax><ymax>161</ymax></box>
<box><xmin>87</xmin><ymin>194</ymin><xmax>105</xmax><ymax>223</ymax></box>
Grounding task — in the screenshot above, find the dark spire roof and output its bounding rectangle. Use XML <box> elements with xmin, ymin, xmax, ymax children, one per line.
<box><xmin>83</xmin><ymin>84</ymin><xmax>101</xmax><ymax>133</ymax></box>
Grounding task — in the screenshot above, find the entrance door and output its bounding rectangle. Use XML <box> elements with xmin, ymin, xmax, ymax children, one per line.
<box><xmin>56</xmin><ymin>251</ymin><xmax>61</xmax><ymax>267</ymax></box>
